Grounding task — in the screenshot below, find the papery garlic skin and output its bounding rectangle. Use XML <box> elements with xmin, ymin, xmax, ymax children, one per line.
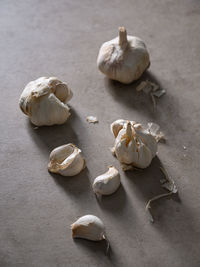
<box><xmin>111</xmin><ymin>120</ymin><xmax>157</xmax><ymax>169</ymax></box>
<box><xmin>19</xmin><ymin>77</ymin><xmax>73</xmax><ymax>126</ymax></box>
<box><xmin>71</xmin><ymin>215</ymin><xmax>105</xmax><ymax>241</ymax></box>
<box><xmin>97</xmin><ymin>27</ymin><xmax>150</xmax><ymax>84</ymax></box>
<box><xmin>48</xmin><ymin>144</ymin><xmax>85</xmax><ymax>176</ymax></box>
<box><xmin>93</xmin><ymin>166</ymin><xmax>120</xmax><ymax>195</ymax></box>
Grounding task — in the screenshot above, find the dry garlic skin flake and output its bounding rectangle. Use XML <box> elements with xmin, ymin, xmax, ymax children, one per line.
<box><xmin>48</xmin><ymin>144</ymin><xmax>85</xmax><ymax>176</ymax></box>
<box><xmin>97</xmin><ymin>27</ymin><xmax>150</xmax><ymax>84</ymax></box>
<box><xmin>93</xmin><ymin>166</ymin><xmax>121</xmax><ymax>195</ymax></box>
<box><xmin>71</xmin><ymin>215</ymin><xmax>105</xmax><ymax>241</ymax></box>
<box><xmin>19</xmin><ymin>77</ymin><xmax>73</xmax><ymax>126</ymax></box>
<box><xmin>111</xmin><ymin>120</ymin><xmax>157</xmax><ymax>169</ymax></box>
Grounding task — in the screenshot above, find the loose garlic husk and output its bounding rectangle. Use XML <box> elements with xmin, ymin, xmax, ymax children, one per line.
<box><xmin>93</xmin><ymin>166</ymin><xmax>120</xmax><ymax>195</ymax></box>
<box><xmin>71</xmin><ymin>215</ymin><xmax>106</xmax><ymax>241</ymax></box>
<box><xmin>97</xmin><ymin>27</ymin><xmax>150</xmax><ymax>84</ymax></box>
<box><xmin>48</xmin><ymin>144</ymin><xmax>85</xmax><ymax>176</ymax></box>
<box><xmin>111</xmin><ymin>120</ymin><xmax>157</xmax><ymax>169</ymax></box>
<box><xmin>19</xmin><ymin>77</ymin><xmax>73</xmax><ymax>126</ymax></box>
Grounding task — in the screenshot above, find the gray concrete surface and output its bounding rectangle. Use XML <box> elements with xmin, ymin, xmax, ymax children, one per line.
<box><xmin>0</xmin><ymin>0</ymin><xmax>200</xmax><ymax>266</ymax></box>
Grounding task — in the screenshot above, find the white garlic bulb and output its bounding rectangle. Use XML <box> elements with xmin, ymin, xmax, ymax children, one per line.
<box><xmin>48</xmin><ymin>144</ymin><xmax>85</xmax><ymax>176</ymax></box>
<box><xmin>97</xmin><ymin>27</ymin><xmax>150</xmax><ymax>84</ymax></box>
<box><xmin>71</xmin><ymin>215</ymin><xmax>106</xmax><ymax>241</ymax></box>
<box><xmin>93</xmin><ymin>166</ymin><xmax>120</xmax><ymax>195</ymax></box>
<box><xmin>111</xmin><ymin>120</ymin><xmax>157</xmax><ymax>169</ymax></box>
<box><xmin>19</xmin><ymin>77</ymin><xmax>73</xmax><ymax>126</ymax></box>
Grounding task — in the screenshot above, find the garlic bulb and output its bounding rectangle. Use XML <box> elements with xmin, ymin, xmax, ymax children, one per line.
<box><xmin>19</xmin><ymin>77</ymin><xmax>73</xmax><ymax>126</ymax></box>
<box><xmin>71</xmin><ymin>215</ymin><xmax>106</xmax><ymax>241</ymax></box>
<box><xmin>111</xmin><ymin>120</ymin><xmax>157</xmax><ymax>169</ymax></box>
<box><xmin>93</xmin><ymin>166</ymin><xmax>120</xmax><ymax>195</ymax></box>
<box><xmin>97</xmin><ymin>27</ymin><xmax>150</xmax><ymax>84</ymax></box>
<box><xmin>48</xmin><ymin>144</ymin><xmax>85</xmax><ymax>176</ymax></box>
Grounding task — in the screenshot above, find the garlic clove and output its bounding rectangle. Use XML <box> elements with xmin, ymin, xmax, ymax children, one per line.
<box><xmin>54</xmin><ymin>83</ymin><xmax>73</xmax><ymax>103</ymax></box>
<box><xmin>30</xmin><ymin>93</ymin><xmax>70</xmax><ymax>126</ymax></box>
<box><xmin>93</xmin><ymin>166</ymin><xmax>121</xmax><ymax>195</ymax></box>
<box><xmin>110</xmin><ymin>119</ymin><xmax>128</xmax><ymax>138</ymax></box>
<box><xmin>111</xmin><ymin>119</ymin><xmax>158</xmax><ymax>169</ymax></box>
<box><xmin>19</xmin><ymin>77</ymin><xmax>72</xmax><ymax>126</ymax></box>
<box><xmin>110</xmin><ymin>119</ymin><xmax>138</xmax><ymax>138</ymax></box>
<box><xmin>48</xmin><ymin>144</ymin><xmax>85</xmax><ymax>176</ymax></box>
<box><xmin>135</xmin><ymin>128</ymin><xmax>157</xmax><ymax>158</ymax></box>
<box><xmin>97</xmin><ymin>27</ymin><xmax>150</xmax><ymax>84</ymax></box>
<box><xmin>71</xmin><ymin>215</ymin><xmax>106</xmax><ymax>241</ymax></box>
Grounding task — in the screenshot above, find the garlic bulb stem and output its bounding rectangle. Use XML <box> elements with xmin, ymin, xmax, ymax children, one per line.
<box><xmin>119</xmin><ymin>27</ymin><xmax>128</xmax><ymax>46</ymax></box>
<box><xmin>126</xmin><ymin>122</ymin><xmax>132</xmax><ymax>138</ymax></box>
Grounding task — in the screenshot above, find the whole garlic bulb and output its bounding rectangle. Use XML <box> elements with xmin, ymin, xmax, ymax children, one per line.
<box><xmin>19</xmin><ymin>77</ymin><xmax>73</xmax><ymax>126</ymax></box>
<box><xmin>97</xmin><ymin>27</ymin><xmax>150</xmax><ymax>84</ymax></box>
<box><xmin>111</xmin><ymin>120</ymin><xmax>157</xmax><ymax>169</ymax></box>
<box><xmin>71</xmin><ymin>215</ymin><xmax>106</xmax><ymax>241</ymax></box>
<box><xmin>48</xmin><ymin>144</ymin><xmax>85</xmax><ymax>176</ymax></box>
<box><xmin>93</xmin><ymin>166</ymin><xmax>121</xmax><ymax>195</ymax></box>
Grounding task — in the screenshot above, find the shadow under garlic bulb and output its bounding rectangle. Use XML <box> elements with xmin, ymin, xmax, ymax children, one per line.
<box><xmin>97</xmin><ymin>27</ymin><xmax>150</xmax><ymax>84</ymax></box>
<box><xmin>19</xmin><ymin>76</ymin><xmax>73</xmax><ymax>126</ymax></box>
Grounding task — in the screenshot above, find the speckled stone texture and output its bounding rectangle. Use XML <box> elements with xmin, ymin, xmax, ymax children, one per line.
<box><xmin>0</xmin><ymin>1</ymin><xmax>200</xmax><ymax>266</ymax></box>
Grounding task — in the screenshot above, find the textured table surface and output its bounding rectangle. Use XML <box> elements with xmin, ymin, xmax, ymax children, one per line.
<box><xmin>0</xmin><ymin>1</ymin><xmax>200</xmax><ymax>266</ymax></box>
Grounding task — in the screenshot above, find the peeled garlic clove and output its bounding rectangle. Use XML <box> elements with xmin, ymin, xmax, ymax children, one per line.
<box><xmin>111</xmin><ymin>120</ymin><xmax>157</xmax><ymax>169</ymax></box>
<box><xmin>71</xmin><ymin>215</ymin><xmax>106</xmax><ymax>241</ymax></box>
<box><xmin>19</xmin><ymin>77</ymin><xmax>72</xmax><ymax>126</ymax></box>
<box><xmin>48</xmin><ymin>144</ymin><xmax>85</xmax><ymax>176</ymax></box>
<box><xmin>93</xmin><ymin>166</ymin><xmax>120</xmax><ymax>195</ymax></box>
<box><xmin>97</xmin><ymin>27</ymin><xmax>150</xmax><ymax>84</ymax></box>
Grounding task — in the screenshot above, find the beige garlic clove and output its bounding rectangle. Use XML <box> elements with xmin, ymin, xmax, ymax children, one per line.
<box><xmin>93</xmin><ymin>166</ymin><xmax>121</xmax><ymax>195</ymax></box>
<box><xmin>97</xmin><ymin>27</ymin><xmax>150</xmax><ymax>84</ymax></box>
<box><xmin>71</xmin><ymin>215</ymin><xmax>106</xmax><ymax>241</ymax></box>
<box><xmin>110</xmin><ymin>119</ymin><xmax>137</xmax><ymax>138</ymax></box>
<box><xmin>48</xmin><ymin>144</ymin><xmax>85</xmax><ymax>176</ymax></box>
<box><xmin>19</xmin><ymin>77</ymin><xmax>73</xmax><ymax>126</ymax></box>
<box><xmin>111</xmin><ymin>120</ymin><xmax>157</xmax><ymax>169</ymax></box>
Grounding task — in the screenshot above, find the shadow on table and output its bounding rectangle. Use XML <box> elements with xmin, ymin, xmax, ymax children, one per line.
<box><xmin>73</xmin><ymin>237</ymin><xmax>113</xmax><ymax>257</ymax></box>
<box><xmin>95</xmin><ymin>183</ymin><xmax>127</xmax><ymax>216</ymax></box>
<box><xmin>73</xmin><ymin>237</ymin><xmax>119</xmax><ymax>267</ymax></box>
<box><xmin>104</xmin><ymin>70</ymin><xmax>185</xmax><ymax>136</ymax></box>
<box><xmin>26</xmin><ymin>107</ymin><xmax>81</xmax><ymax>156</ymax></box>
<box><xmin>48</xmin><ymin>167</ymin><xmax>92</xmax><ymax>198</ymax></box>
<box><xmin>27</xmin><ymin>108</ymin><xmax>92</xmax><ymax>198</ymax></box>
<box><xmin>124</xmin><ymin>156</ymin><xmax>181</xmax><ymax>220</ymax></box>
<box><xmin>124</xmin><ymin>155</ymin><xmax>200</xmax><ymax>264</ymax></box>
<box><xmin>104</xmin><ymin>70</ymin><xmax>162</xmax><ymax>117</ymax></box>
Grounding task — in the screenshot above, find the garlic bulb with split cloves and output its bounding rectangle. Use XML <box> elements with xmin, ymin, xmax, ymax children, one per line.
<box><xmin>93</xmin><ymin>166</ymin><xmax>120</xmax><ymax>195</ymax></box>
<box><xmin>111</xmin><ymin>120</ymin><xmax>157</xmax><ymax>169</ymax></box>
<box><xmin>48</xmin><ymin>144</ymin><xmax>85</xmax><ymax>176</ymax></box>
<box><xmin>19</xmin><ymin>77</ymin><xmax>73</xmax><ymax>126</ymax></box>
<box><xmin>71</xmin><ymin>215</ymin><xmax>106</xmax><ymax>241</ymax></box>
<box><xmin>97</xmin><ymin>27</ymin><xmax>150</xmax><ymax>84</ymax></box>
